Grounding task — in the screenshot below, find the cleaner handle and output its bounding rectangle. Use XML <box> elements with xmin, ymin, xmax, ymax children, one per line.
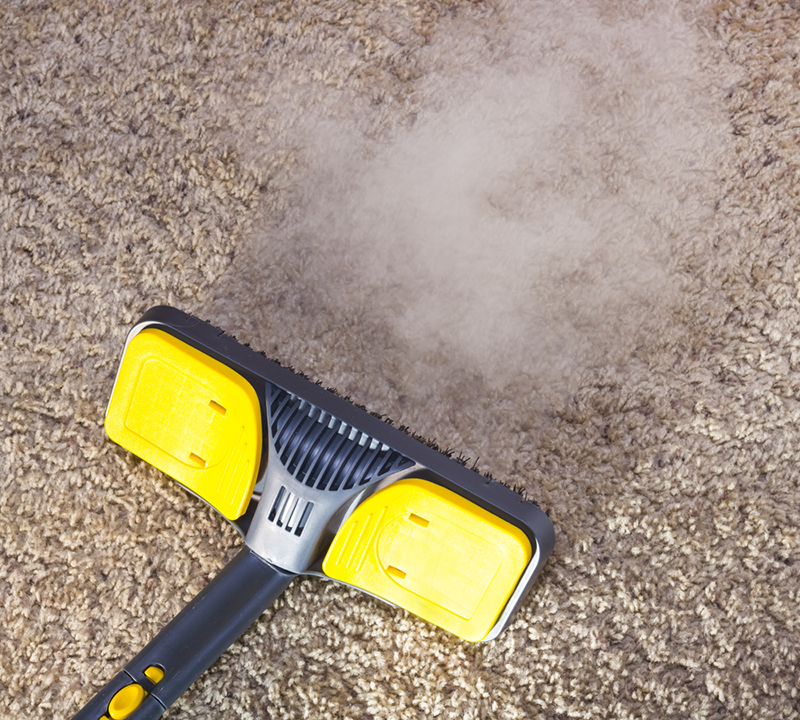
<box><xmin>72</xmin><ymin>547</ymin><xmax>295</xmax><ymax>720</ymax></box>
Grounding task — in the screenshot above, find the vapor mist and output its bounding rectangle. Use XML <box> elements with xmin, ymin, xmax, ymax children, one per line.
<box><xmin>213</xmin><ymin>1</ymin><xmax>725</xmax><ymax>402</ymax></box>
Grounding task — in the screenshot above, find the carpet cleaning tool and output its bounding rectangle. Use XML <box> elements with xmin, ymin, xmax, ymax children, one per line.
<box><xmin>72</xmin><ymin>306</ymin><xmax>554</xmax><ymax>720</ymax></box>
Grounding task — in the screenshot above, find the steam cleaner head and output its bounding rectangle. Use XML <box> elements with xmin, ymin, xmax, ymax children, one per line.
<box><xmin>75</xmin><ymin>306</ymin><xmax>554</xmax><ymax>719</ymax></box>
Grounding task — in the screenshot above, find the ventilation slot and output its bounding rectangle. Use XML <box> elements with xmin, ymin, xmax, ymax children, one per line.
<box><xmin>266</xmin><ymin>485</ymin><xmax>314</xmax><ymax>537</ymax></box>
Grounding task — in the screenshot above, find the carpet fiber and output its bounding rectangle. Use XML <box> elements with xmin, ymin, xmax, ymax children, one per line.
<box><xmin>2</xmin><ymin>1</ymin><xmax>799</xmax><ymax>718</ymax></box>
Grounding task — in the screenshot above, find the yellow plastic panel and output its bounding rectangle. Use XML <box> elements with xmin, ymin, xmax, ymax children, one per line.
<box><xmin>323</xmin><ymin>478</ymin><xmax>532</xmax><ymax>641</ymax></box>
<box><xmin>105</xmin><ymin>329</ymin><xmax>262</xmax><ymax>520</ymax></box>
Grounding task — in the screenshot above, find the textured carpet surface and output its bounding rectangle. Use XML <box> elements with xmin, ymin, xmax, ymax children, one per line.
<box><xmin>2</xmin><ymin>1</ymin><xmax>800</xmax><ymax>718</ymax></box>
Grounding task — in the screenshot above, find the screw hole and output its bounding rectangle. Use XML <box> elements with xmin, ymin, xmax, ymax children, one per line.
<box><xmin>386</xmin><ymin>566</ymin><xmax>407</xmax><ymax>580</ymax></box>
<box><xmin>209</xmin><ymin>400</ymin><xmax>227</xmax><ymax>415</ymax></box>
<box><xmin>408</xmin><ymin>513</ymin><xmax>429</xmax><ymax>528</ymax></box>
<box><xmin>189</xmin><ymin>452</ymin><xmax>207</xmax><ymax>468</ymax></box>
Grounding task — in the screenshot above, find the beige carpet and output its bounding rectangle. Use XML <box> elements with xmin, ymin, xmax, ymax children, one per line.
<box><xmin>2</xmin><ymin>0</ymin><xmax>799</xmax><ymax>717</ymax></box>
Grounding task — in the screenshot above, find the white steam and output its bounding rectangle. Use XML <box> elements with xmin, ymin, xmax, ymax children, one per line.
<box><xmin>213</xmin><ymin>1</ymin><xmax>725</xmax><ymax>397</ymax></box>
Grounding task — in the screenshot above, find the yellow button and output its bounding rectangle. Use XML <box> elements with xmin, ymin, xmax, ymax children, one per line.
<box><xmin>144</xmin><ymin>665</ymin><xmax>165</xmax><ymax>684</ymax></box>
<box><xmin>108</xmin><ymin>683</ymin><xmax>146</xmax><ymax>720</ymax></box>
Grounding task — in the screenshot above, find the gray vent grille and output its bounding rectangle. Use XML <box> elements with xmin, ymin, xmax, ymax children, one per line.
<box><xmin>267</xmin><ymin>486</ymin><xmax>314</xmax><ymax>537</ymax></box>
<box><xmin>267</xmin><ymin>383</ymin><xmax>413</xmax><ymax>492</ymax></box>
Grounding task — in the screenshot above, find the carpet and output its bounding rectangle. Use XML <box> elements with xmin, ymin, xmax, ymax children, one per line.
<box><xmin>2</xmin><ymin>0</ymin><xmax>799</xmax><ymax>718</ymax></box>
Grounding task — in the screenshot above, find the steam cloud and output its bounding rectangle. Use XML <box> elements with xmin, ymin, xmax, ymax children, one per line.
<box><xmin>210</xmin><ymin>1</ymin><xmax>725</xmax><ymax>406</ymax></box>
